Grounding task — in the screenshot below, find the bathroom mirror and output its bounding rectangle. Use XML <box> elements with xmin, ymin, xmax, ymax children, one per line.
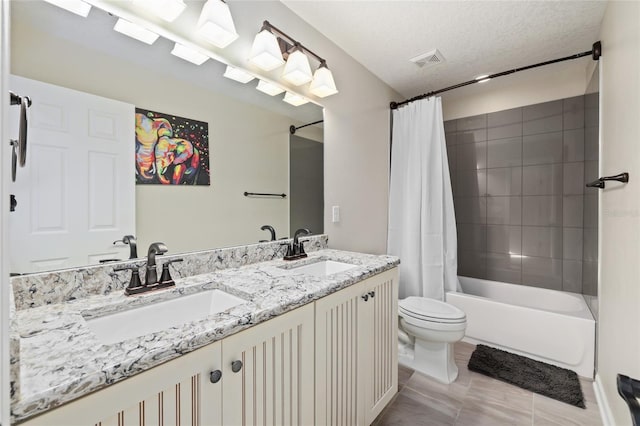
<box><xmin>8</xmin><ymin>1</ymin><xmax>324</xmax><ymax>274</ymax></box>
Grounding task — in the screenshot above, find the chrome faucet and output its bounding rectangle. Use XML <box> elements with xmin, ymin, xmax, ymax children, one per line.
<box><xmin>145</xmin><ymin>242</ymin><xmax>168</xmax><ymax>285</ymax></box>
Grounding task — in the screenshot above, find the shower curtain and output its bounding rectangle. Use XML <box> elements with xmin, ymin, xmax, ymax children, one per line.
<box><xmin>388</xmin><ymin>96</ymin><xmax>460</xmax><ymax>301</ymax></box>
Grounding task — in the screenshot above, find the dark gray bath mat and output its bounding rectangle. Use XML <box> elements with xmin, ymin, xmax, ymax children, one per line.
<box><xmin>468</xmin><ymin>344</ymin><xmax>585</xmax><ymax>408</ymax></box>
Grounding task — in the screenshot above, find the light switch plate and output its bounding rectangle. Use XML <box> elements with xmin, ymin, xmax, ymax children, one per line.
<box><xmin>332</xmin><ymin>206</ymin><xmax>340</xmax><ymax>223</ymax></box>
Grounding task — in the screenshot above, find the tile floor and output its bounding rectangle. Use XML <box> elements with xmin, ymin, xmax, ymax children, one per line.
<box><xmin>374</xmin><ymin>342</ymin><xmax>602</xmax><ymax>426</ymax></box>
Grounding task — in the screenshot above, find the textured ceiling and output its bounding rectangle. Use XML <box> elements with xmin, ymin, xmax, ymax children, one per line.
<box><xmin>282</xmin><ymin>1</ymin><xmax>607</xmax><ymax>99</ymax></box>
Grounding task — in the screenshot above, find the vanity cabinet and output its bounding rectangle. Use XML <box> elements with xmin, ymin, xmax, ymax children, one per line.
<box><xmin>19</xmin><ymin>267</ymin><xmax>397</xmax><ymax>426</ymax></box>
<box><xmin>315</xmin><ymin>268</ymin><xmax>398</xmax><ymax>426</ymax></box>
<box><xmin>20</xmin><ymin>303</ymin><xmax>315</xmax><ymax>426</ymax></box>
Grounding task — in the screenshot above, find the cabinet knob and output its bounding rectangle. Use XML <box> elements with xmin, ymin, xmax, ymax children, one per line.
<box><xmin>231</xmin><ymin>360</ymin><xmax>243</xmax><ymax>373</ymax></box>
<box><xmin>369</xmin><ymin>291</ymin><xmax>375</xmax><ymax>298</ymax></box>
<box><xmin>361</xmin><ymin>294</ymin><xmax>369</xmax><ymax>302</ymax></box>
<box><xmin>209</xmin><ymin>370</ymin><xmax>222</xmax><ymax>384</ymax></box>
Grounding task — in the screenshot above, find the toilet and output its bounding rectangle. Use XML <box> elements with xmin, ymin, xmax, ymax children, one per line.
<box><xmin>398</xmin><ymin>297</ymin><xmax>467</xmax><ymax>384</ymax></box>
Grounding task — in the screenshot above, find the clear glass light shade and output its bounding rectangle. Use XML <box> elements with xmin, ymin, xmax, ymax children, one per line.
<box><xmin>113</xmin><ymin>18</ymin><xmax>159</xmax><ymax>45</ymax></box>
<box><xmin>197</xmin><ymin>0</ymin><xmax>239</xmax><ymax>49</ymax></box>
<box><xmin>249</xmin><ymin>30</ymin><xmax>285</xmax><ymax>71</ymax></box>
<box><xmin>171</xmin><ymin>43</ymin><xmax>209</xmax><ymax>65</ymax></box>
<box><xmin>133</xmin><ymin>0</ymin><xmax>186</xmax><ymax>22</ymax></box>
<box><xmin>256</xmin><ymin>80</ymin><xmax>285</xmax><ymax>96</ymax></box>
<box><xmin>43</xmin><ymin>0</ymin><xmax>91</xmax><ymax>17</ymax></box>
<box><xmin>282</xmin><ymin>49</ymin><xmax>313</xmax><ymax>86</ymax></box>
<box><xmin>223</xmin><ymin>66</ymin><xmax>255</xmax><ymax>84</ymax></box>
<box><xmin>309</xmin><ymin>66</ymin><xmax>338</xmax><ymax>97</ymax></box>
<box><xmin>283</xmin><ymin>92</ymin><xmax>309</xmax><ymax>106</ymax></box>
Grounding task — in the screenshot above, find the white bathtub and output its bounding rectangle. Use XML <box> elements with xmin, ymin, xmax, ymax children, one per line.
<box><xmin>445</xmin><ymin>276</ymin><xmax>595</xmax><ymax>378</ymax></box>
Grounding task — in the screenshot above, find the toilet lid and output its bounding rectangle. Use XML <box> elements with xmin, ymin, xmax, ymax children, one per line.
<box><xmin>399</xmin><ymin>297</ymin><xmax>466</xmax><ymax>321</ymax></box>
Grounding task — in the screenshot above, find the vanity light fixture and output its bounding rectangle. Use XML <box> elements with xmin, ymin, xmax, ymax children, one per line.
<box><xmin>256</xmin><ymin>80</ymin><xmax>285</xmax><ymax>96</ymax></box>
<box><xmin>249</xmin><ymin>24</ymin><xmax>286</xmax><ymax>71</ymax></box>
<box><xmin>283</xmin><ymin>92</ymin><xmax>309</xmax><ymax>107</ymax></box>
<box><xmin>43</xmin><ymin>0</ymin><xmax>91</xmax><ymax>17</ymax></box>
<box><xmin>309</xmin><ymin>61</ymin><xmax>338</xmax><ymax>98</ymax></box>
<box><xmin>196</xmin><ymin>0</ymin><xmax>239</xmax><ymax>49</ymax></box>
<box><xmin>114</xmin><ymin>18</ymin><xmax>159</xmax><ymax>45</ymax></box>
<box><xmin>282</xmin><ymin>45</ymin><xmax>313</xmax><ymax>86</ymax></box>
<box><xmin>223</xmin><ymin>65</ymin><xmax>255</xmax><ymax>84</ymax></box>
<box><xmin>250</xmin><ymin>20</ymin><xmax>339</xmax><ymax>97</ymax></box>
<box><xmin>132</xmin><ymin>0</ymin><xmax>186</xmax><ymax>22</ymax></box>
<box><xmin>171</xmin><ymin>43</ymin><xmax>210</xmax><ymax>65</ymax></box>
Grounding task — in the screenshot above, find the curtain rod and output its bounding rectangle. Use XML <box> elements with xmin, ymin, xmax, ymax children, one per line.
<box><xmin>390</xmin><ymin>41</ymin><xmax>602</xmax><ymax>110</ymax></box>
<box><xmin>290</xmin><ymin>120</ymin><xmax>324</xmax><ymax>135</ymax></box>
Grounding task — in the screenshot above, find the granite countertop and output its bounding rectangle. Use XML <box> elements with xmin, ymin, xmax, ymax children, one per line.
<box><xmin>11</xmin><ymin>249</ymin><xmax>399</xmax><ymax>423</ymax></box>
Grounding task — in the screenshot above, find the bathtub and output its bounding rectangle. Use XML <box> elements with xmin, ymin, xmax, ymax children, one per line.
<box><xmin>445</xmin><ymin>276</ymin><xmax>595</xmax><ymax>378</ymax></box>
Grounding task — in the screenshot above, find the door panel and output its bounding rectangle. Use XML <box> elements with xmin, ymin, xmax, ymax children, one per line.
<box><xmin>8</xmin><ymin>75</ymin><xmax>135</xmax><ymax>273</ymax></box>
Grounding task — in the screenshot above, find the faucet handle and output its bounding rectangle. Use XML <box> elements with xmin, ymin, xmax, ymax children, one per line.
<box><xmin>158</xmin><ymin>258</ymin><xmax>183</xmax><ymax>288</ymax></box>
<box><xmin>280</xmin><ymin>242</ymin><xmax>295</xmax><ymax>258</ymax></box>
<box><xmin>114</xmin><ymin>265</ymin><xmax>144</xmax><ymax>294</ymax></box>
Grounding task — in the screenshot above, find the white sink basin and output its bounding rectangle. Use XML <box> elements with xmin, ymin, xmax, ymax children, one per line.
<box><xmin>289</xmin><ymin>260</ymin><xmax>357</xmax><ymax>277</ymax></box>
<box><xmin>85</xmin><ymin>289</ymin><xmax>247</xmax><ymax>345</ymax></box>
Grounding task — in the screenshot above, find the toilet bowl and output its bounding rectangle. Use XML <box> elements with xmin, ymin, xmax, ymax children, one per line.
<box><xmin>398</xmin><ymin>296</ymin><xmax>466</xmax><ymax>384</ymax></box>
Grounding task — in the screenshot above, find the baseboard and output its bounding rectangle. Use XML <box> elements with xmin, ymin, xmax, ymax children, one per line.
<box><xmin>594</xmin><ymin>373</ymin><xmax>615</xmax><ymax>426</ymax></box>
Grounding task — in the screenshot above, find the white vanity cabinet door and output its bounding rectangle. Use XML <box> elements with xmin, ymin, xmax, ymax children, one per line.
<box><xmin>360</xmin><ymin>268</ymin><xmax>399</xmax><ymax>425</ymax></box>
<box><xmin>315</xmin><ymin>267</ymin><xmax>399</xmax><ymax>426</ymax></box>
<box><xmin>315</xmin><ymin>280</ymin><xmax>364</xmax><ymax>426</ymax></box>
<box><xmin>19</xmin><ymin>341</ymin><xmax>223</xmax><ymax>426</ymax></box>
<box><xmin>221</xmin><ymin>303</ymin><xmax>315</xmax><ymax>426</ymax></box>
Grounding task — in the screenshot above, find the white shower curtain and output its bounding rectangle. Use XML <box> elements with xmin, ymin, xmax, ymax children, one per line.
<box><xmin>388</xmin><ymin>96</ymin><xmax>460</xmax><ymax>301</ymax></box>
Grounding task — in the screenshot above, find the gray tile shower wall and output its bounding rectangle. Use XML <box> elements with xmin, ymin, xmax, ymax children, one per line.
<box><xmin>446</xmin><ymin>95</ymin><xmax>599</xmax><ymax>296</ymax></box>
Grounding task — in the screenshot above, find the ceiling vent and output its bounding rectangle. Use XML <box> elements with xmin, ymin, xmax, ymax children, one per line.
<box><xmin>410</xmin><ymin>49</ymin><xmax>445</xmax><ymax>68</ymax></box>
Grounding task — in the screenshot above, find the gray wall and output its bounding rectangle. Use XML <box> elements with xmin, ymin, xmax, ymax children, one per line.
<box><xmin>290</xmin><ymin>135</ymin><xmax>324</xmax><ymax>237</ymax></box>
<box><xmin>445</xmin><ymin>95</ymin><xmax>599</xmax><ymax>295</ymax></box>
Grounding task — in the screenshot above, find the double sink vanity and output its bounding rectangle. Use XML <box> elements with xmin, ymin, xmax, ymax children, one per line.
<box><xmin>10</xmin><ymin>235</ymin><xmax>399</xmax><ymax>425</ymax></box>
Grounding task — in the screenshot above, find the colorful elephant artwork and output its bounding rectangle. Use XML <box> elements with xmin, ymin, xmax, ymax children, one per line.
<box><xmin>135</xmin><ymin>108</ymin><xmax>210</xmax><ymax>185</ymax></box>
